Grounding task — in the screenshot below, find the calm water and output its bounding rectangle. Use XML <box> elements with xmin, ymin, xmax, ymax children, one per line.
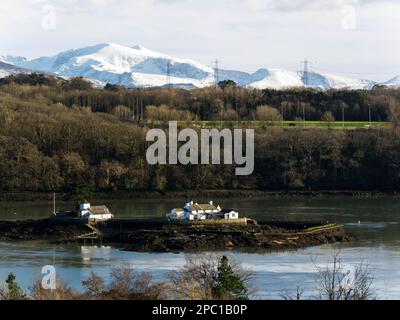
<box><xmin>1</xmin><ymin>197</ymin><xmax>400</xmax><ymax>299</ymax></box>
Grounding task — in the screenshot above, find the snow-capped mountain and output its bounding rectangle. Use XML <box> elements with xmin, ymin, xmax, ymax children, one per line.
<box><xmin>382</xmin><ymin>75</ymin><xmax>400</xmax><ymax>88</ymax></box>
<box><xmin>0</xmin><ymin>55</ymin><xmax>27</xmax><ymax>66</ymax></box>
<box><xmin>242</xmin><ymin>68</ymin><xmax>375</xmax><ymax>90</ymax></box>
<box><xmin>0</xmin><ymin>42</ymin><xmax>390</xmax><ymax>90</ymax></box>
<box><xmin>0</xmin><ymin>61</ymin><xmax>32</xmax><ymax>78</ymax></box>
<box><xmin>15</xmin><ymin>43</ymin><xmax>214</xmax><ymax>88</ymax></box>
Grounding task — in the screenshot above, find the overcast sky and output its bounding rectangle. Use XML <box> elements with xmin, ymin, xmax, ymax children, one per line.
<box><xmin>1</xmin><ymin>0</ymin><xmax>399</xmax><ymax>81</ymax></box>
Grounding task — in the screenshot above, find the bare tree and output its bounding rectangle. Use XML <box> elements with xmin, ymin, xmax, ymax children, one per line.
<box><xmin>321</xmin><ymin>111</ymin><xmax>335</xmax><ymax>128</ymax></box>
<box><xmin>280</xmin><ymin>286</ymin><xmax>304</xmax><ymax>300</ymax></box>
<box><xmin>105</xmin><ymin>265</ymin><xmax>167</xmax><ymax>300</ymax></box>
<box><xmin>81</xmin><ymin>272</ymin><xmax>106</xmax><ymax>299</ymax></box>
<box><xmin>168</xmin><ymin>254</ymin><xmax>219</xmax><ymax>300</ymax></box>
<box><xmin>313</xmin><ymin>251</ymin><xmax>376</xmax><ymax>300</ymax></box>
<box><xmin>388</xmin><ymin>97</ymin><xmax>400</xmax><ymax>129</ymax></box>
<box><xmin>29</xmin><ymin>279</ymin><xmax>81</xmax><ymax>300</ymax></box>
<box><xmin>253</xmin><ymin>105</ymin><xmax>282</xmax><ymax>124</ymax></box>
<box><xmin>168</xmin><ymin>254</ymin><xmax>252</xmax><ymax>300</ymax></box>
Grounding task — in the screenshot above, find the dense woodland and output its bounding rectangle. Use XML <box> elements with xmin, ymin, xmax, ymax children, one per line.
<box><xmin>1</xmin><ymin>73</ymin><xmax>400</xmax><ymax>195</ymax></box>
<box><xmin>1</xmin><ymin>73</ymin><xmax>398</xmax><ymax>122</ymax></box>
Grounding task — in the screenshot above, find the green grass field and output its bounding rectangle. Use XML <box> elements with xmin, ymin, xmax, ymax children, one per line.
<box><xmin>167</xmin><ymin>120</ymin><xmax>389</xmax><ymax>130</ymax></box>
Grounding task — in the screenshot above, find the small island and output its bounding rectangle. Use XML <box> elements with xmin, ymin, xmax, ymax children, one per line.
<box><xmin>0</xmin><ymin>200</ymin><xmax>351</xmax><ymax>252</ymax></box>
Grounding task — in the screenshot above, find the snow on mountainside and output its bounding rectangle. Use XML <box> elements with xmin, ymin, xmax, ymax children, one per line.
<box><xmin>17</xmin><ymin>43</ymin><xmax>214</xmax><ymax>88</ymax></box>
<box><xmin>218</xmin><ymin>68</ymin><xmax>375</xmax><ymax>90</ymax></box>
<box><xmin>247</xmin><ymin>69</ymin><xmax>375</xmax><ymax>90</ymax></box>
<box><xmin>0</xmin><ymin>42</ymin><xmax>387</xmax><ymax>90</ymax></box>
<box><xmin>0</xmin><ymin>61</ymin><xmax>33</xmax><ymax>78</ymax></box>
<box><xmin>218</xmin><ymin>69</ymin><xmax>256</xmax><ymax>86</ymax></box>
<box><xmin>0</xmin><ymin>55</ymin><xmax>27</xmax><ymax>66</ymax></box>
<box><xmin>383</xmin><ymin>75</ymin><xmax>400</xmax><ymax>88</ymax></box>
<box><xmin>247</xmin><ymin>69</ymin><xmax>302</xmax><ymax>89</ymax></box>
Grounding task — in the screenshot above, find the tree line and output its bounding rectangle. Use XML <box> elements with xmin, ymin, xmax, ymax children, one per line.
<box><xmin>1</xmin><ymin>76</ymin><xmax>400</xmax><ymax>195</ymax></box>
<box><xmin>0</xmin><ymin>253</ymin><xmax>375</xmax><ymax>300</ymax></box>
<box><xmin>1</xmin><ymin>255</ymin><xmax>250</xmax><ymax>300</ymax></box>
<box><xmin>1</xmin><ymin>73</ymin><xmax>398</xmax><ymax>122</ymax></box>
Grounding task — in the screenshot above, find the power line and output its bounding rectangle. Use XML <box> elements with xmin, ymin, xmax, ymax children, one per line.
<box><xmin>214</xmin><ymin>59</ymin><xmax>220</xmax><ymax>85</ymax></box>
<box><xmin>166</xmin><ymin>61</ymin><xmax>171</xmax><ymax>88</ymax></box>
<box><xmin>300</xmin><ymin>58</ymin><xmax>316</xmax><ymax>87</ymax></box>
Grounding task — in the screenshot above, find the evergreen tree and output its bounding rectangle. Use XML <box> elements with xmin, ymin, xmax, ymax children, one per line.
<box><xmin>4</xmin><ymin>273</ymin><xmax>27</xmax><ymax>300</ymax></box>
<box><xmin>218</xmin><ymin>80</ymin><xmax>237</xmax><ymax>89</ymax></box>
<box><xmin>213</xmin><ymin>256</ymin><xmax>249</xmax><ymax>300</ymax></box>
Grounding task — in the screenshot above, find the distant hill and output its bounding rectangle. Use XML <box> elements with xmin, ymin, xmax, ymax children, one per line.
<box><xmin>383</xmin><ymin>75</ymin><xmax>400</xmax><ymax>88</ymax></box>
<box><xmin>0</xmin><ymin>55</ymin><xmax>27</xmax><ymax>66</ymax></box>
<box><xmin>1</xmin><ymin>42</ymin><xmax>397</xmax><ymax>90</ymax></box>
<box><xmin>0</xmin><ymin>61</ymin><xmax>33</xmax><ymax>78</ymax></box>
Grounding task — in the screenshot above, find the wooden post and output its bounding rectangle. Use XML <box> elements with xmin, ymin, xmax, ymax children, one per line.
<box><xmin>53</xmin><ymin>192</ymin><xmax>56</xmax><ymax>215</ymax></box>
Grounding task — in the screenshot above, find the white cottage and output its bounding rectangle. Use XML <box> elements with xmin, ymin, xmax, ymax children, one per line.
<box><xmin>78</xmin><ymin>202</ymin><xmax>114</xmax><ymax>221</ymax></box>
<box><xmin>182</xmin><ymin>201</ymin><xmax>221</xmax><ymax>220</ymax></box>
<box><xmin>221</xmin><ymin>209</ymin><xmax>239</xmax><ymax>220</ymax></box>
<box><xmin>166</xmin><ymin>201</ymin><xmax>239</xmax><ymax>221</ymax></box>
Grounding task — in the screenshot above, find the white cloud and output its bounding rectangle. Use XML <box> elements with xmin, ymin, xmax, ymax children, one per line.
<box><xmin>246</xmin><ymin>0</ymin><xmax>397</xmax><ymax>11</ymax></box>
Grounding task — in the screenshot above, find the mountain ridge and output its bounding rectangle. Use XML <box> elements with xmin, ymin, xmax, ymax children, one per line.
<box><xmin>0</xmin><ymin>61</ymin><xmax>35</xmax><ymax>78</ymax></box>
<box><xmin>0</xmin><ymin>43</ymin><xmax>395</xmax><ymax>90</ymax></box>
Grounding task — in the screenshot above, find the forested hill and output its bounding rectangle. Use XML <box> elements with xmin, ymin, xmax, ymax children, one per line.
<box><xmin>1</xmin><ymin>74</ymin><xmax>400</xmax><ymax>196</ymax></box>
<box><xmin>0</xmin><ymin>73</ymin><xmax>397</xmax><ymax>122</ymax></box>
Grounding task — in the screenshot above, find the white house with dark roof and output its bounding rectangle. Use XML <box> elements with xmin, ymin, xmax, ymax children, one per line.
<box><xmin>166</xmin><ymin>200</ymin><xmax>239</xmax><ymax>221</ymax></box>
<box><xmin>78</xmin><ymin>202</ymin><xmax>114</xmax><ymax>221</ymax></box>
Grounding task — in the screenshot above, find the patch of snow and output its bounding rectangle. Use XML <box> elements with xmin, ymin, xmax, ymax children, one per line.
<box><xmin>0</xmin><ymin>69</ymin><xmax>10</xmax><ymax>78</ymax></box>
<box><xmin>0</xmin><ymin>55</ymin><xmax>27</xmax><ymax>66</ymax></box>
<box><xmin>248</xmin><ymin>69</ymin><xmax>303</xmax><ymax>89</ymax></box>
<box><xmin>0</xmin><ymin>61</ymin><xmax>33</xmax><ymax>79</ymax></box>
<box><xmin>382</xmin><ymin>75</ymin><xmax>400</xmax><ymax>88</ymax></box>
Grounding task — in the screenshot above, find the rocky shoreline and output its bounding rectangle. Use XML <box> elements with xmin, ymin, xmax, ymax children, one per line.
<box><xmin>0</xmin><ymin>219</ymin><xmax>91</xmax><ymax>241</ymax></box>
<box><xmin>0</xmin><ymin>218</ymin><xmax>352</xmax><ymax>252</ymax></box>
